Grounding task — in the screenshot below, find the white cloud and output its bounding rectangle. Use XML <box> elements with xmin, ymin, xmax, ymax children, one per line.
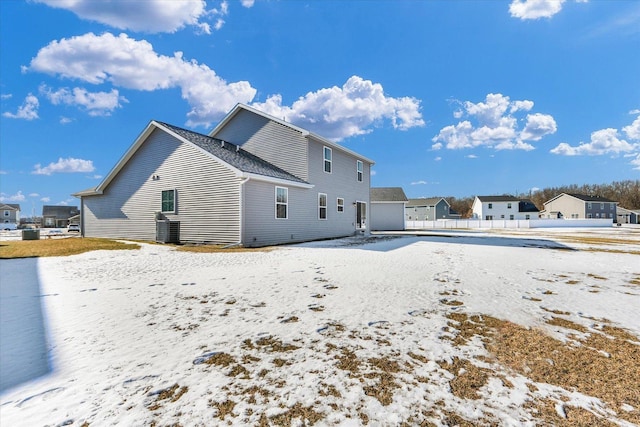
<box><xmin>509</xmin><ymin>0</ymin><xmax>588</xmax><ymax>20</ymax></box>
<box><xmin>623</xmin><ymin>112</ymin><xmax>640</xmax><ymax>140</ymax></box>
<box><xmin>432</xmin><ymin>93</ymin><xmax>556</xmax><ymax>151</ymax></box>
<box><xmin>509</xmin><ymin>0</ymin><xmax>565</xmax><ymax>20</ymax></box>
<box><xmin>411</xmin><ymin>181</ymin><xmax>427</xmax><ymax>185</ymax></box>
<box><xmin>0</xmin><ymin>170</ymin><xmax>7</xmax><ymax>175</ymax></box>
<box><xmin>60</xmin><ymin>116</ymin><xmax>74</xmax><ymax>124</ymax></box>
<box><xmin>41</xmin><ymin>197</ymin><xmax>51</xmax><ymax>202</ymax></box>
<box><xmin>630</xmin><ymin>154</ymin><xmax>640</xmax><ymax>170</ymax></box>
<box><xmin>29</xmin><ymin>193</ymin><xmax>40</xmax><ymax>197</ymax></box>
<box><xmin>466</xmin><ymin>154</ymin><xmax>478</xmax><ymax>159</ymax></box>
<box><xmin>0</xmin><ymin>191</ymin><xmax>26</xmax><ymax>203</ymax></box>
<box><xmin>33</xmin><ymin>157</ymin><xmax>96</xmax><ymax>175</ymax></box>
<box><xmin>434</xmin><ymin>156</ymin><xmax>442</xmax><ymax>161</ymax></box>
<box><xmin>34</xmin><ymin>0</ymin><xmax>212</xmax><ymax>34</ymax></box>
<box><xmin>550</xmin><ymin>128</ymin><xmax>636</xmax><ymax>156</ymax></box>
<box><xmin>1</xmin><ymin>94</ymin><xmax>12</xmax><ymax>100</ymax></box>
<box><xmin>40</xmin><ymin>85</ymin><xmax>127</xmax><ymax>116</ymax></box>
<box><xmin>241</xmin><ymin>0</ymin><xmax>255</xmax><ymax>7</ymax></box>
<box><xmin>28</xmin><ymin>32</ymin><xmax>257</xmax><ymax>127</ymax></box>
<box><xmin>2</xmin><ymin>94</ymin><xmax>39</xmax><ymax>120</ymax></box>
<box><xmin>250</xmin><ymin>76</ymin><xmax>424</xmax><ymax>141</ymax></box>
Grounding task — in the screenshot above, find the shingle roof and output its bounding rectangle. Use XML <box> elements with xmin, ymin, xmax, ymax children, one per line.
<box><xmin>476</xmin><ymin>195</ymin><xmax>522</xmax><ymax>202</ymax></box>
<box><xmin>42</xmin><ymin>205</ymin><xmax>79</xmax><ymax>218</ymax></box>
<box><xmin>158</xmin><ymin>122</ymin><xmax>309</xmax><ymax>185</ymax></box>
<box><xmin>565</xmin><ymin>193</ymin><xmax>617</xmax><ymax>203</ymax></box>
<box><xmin>370</xmin><ymin>187</ymin><xmax>408</xmax><ymax>202</ymax></box>
<box><xmin>0</xmin><ymin>204</ymin><xmax>20</xmax><ymax>211</ymax></box>
<box><xmin>406</xmin><ymin>197</ymin><xmax>446</xmax><ymax>207</ymax></box>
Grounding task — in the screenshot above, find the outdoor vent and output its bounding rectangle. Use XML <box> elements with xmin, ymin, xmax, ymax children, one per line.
<box><xmin>156</xmin><ymin>220</ymin><xmax>180</xmax><ymax>243</ymax></box>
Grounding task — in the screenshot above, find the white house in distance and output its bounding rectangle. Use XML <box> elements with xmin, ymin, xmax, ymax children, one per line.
<box><xmin>472</xmin><ymin>196</ymin><xmax>539</xmax><ymax>220</ymax></box>
<box><xmin>1</xmin><ymin>204</ymin><xmax>20</xmax><ymax>229</ymax></box>
<box><xmin>370</xmin><ymin>187</ymin><xmax>408</xmax><ymax>231</ymax></box>
<box><xmin>540</xmin><ymin>193</ymin><xmax>617</xmax><ymax>220</ymax></box>
<box><xmin>74</xmin><ymin>104</ymin><xmax>374</xmax><ymax>247</ymax></box>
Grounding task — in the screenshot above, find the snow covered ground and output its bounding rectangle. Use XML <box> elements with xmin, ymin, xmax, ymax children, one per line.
<box><xmin>1</xmin><ymin>228</ymin><xmax>639</xmax><ymax>426</ymax></box>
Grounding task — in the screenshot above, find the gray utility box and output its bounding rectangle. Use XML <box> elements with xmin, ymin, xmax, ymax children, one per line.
<box><xmin>22</xmin><ymin>229</ymin><xmax>41</xmax><ymax>240</ymax></box>
<box><xmin>156</xmin><ymin>220</ymin><xmax>180</xmax><ymax>243</ymax></box>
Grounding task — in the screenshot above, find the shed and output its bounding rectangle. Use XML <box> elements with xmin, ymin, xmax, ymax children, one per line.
<box><xmin>370</xmin><ymin>187</ymin><xmax>408</xmax><ymax>231</ymax></box>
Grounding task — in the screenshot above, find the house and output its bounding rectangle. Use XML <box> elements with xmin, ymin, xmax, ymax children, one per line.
<box><xmin>616</xmin><ymin>206</ymin><xmax>639</xmax><ymax>224</ymax></box>
<box><xmin>405</xmin><ymin>197</ymin><xmax>459</xmax><ymax>221</ymax></box>
<box><xmin>1</xmin><ymin>204</ymin><xmax>20</xmax><ymax>228</ymax></box>
<box><xmin>540</xmin><ymin>193</ymin><xmax>617</xmax><ymax>220</ymax></box>
<box><xmin>74</xmin><ymin>104</ymin><xmax>374</xmax><ymax>247</ymax></box>
<box><xmin>42</xmin><ymin>205</ymin><xmax>79</xmax><ymax>228</ymax></box>
<box><xmin>370</xmin><ymin>187</ymin><xmax>408</xmax><ymax>231</ymax></box>
<box><xmin>472</xmin><ymin>196</ymin><xmax>539</xmax><ymax>220</ymax></box>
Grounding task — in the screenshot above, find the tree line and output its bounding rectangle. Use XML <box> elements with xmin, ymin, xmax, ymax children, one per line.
<box><xmin>445</xmin><ymin>180</ymin><xmax>640</xmax><ymax>218</ymax></box>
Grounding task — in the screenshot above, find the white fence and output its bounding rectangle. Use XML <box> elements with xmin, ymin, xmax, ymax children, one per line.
<box><xmin>405</xmin><ymin>218</ymin><xmax>614</xmax><ymax>230</ymax></box>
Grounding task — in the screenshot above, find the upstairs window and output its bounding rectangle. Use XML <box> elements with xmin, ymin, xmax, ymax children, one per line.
<box><xmin>337</xmin><ymin>198</ymin><xmax>344</xmax><ymax>212</ymax></box>
<box><xmin>161</xmin><ymin>190</ymin><xmax>175</xmax><ymax>213</ymax></box>
<box><xmin>323</xmin><ymin>147</ymin><xmax>332</xmax><ymax>173</ymax></box>
<box><xmin>587</xmin><ymin>202</ymin><xmax>592</xmax><ymax>209</ymax></box>
<box><xmin>507</xmin><ymin>203</ymin><xmax>512</xmax><ymax>209</ymax></box>
<box><xmin>356</xmin><ymin>160</ymin><xmax>363</xmax><ymax>182</ymax></box>
<box><xmin>318</xmin><ymin>193</ymin><xmax>327</xmax><ymax>219</ymax></box>
<box><xmin>276</xmin><ymin>187</ymin><xmax>288</xmax><ymax>219</ymax></box>
<box><xmin>3</xmin><ymin>211</ymin><xmax>9</xmax><ymax>217</ymax></box>
<box><xmin>488</xmin><ymin>203</ymin><xmax>493</xmax><ymax>209</ymax></box>
<box><xmin>600</xmin><ymin>203</ymin><xmax>604</xmax><ymax>210</ymax></box>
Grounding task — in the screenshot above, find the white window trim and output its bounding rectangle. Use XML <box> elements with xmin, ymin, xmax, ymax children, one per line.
<box><xmin>337</xmin><ymin>197</ymin><xmax>344</xmax><ymax>213</ymax></box>
<box><xmin>318</xmin><ymin>193</ymin><xmax>327</xmax><ymax>220</ymax></box>
<box><xmin>323</xmin><ymin>147</ymin><xmax>332</xmax><ymax>174</ymax></box>
<box><xmin>161</xmin><ymin>189</ymin><xmax>176</xmax><ymax>213</ymax></box>
<box><xmin>275</xmin><ymin>186</ymin><xmax>288</xmax><ymax>219</ymax></box>
<box><xmin>356</xmin><ymin>160</ymin><xmax>363</xmax><ymax>182</ymax></box>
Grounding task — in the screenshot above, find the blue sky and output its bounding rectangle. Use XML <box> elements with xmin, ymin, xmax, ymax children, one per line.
<box><xmin>1</xmin><ymin>0</ymin><xmax>639</xmax><ymax>216</ymax></box>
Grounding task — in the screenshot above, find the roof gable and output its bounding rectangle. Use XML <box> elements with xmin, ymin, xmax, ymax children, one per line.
<box><xmin>406</xmin><ymin>197</ymin><xmax>447</xmax><ymax>207</ymax></box>
<box><xmin>370</xmin><ymin>187</ymin><xmax>408</xmax><ymax>202</ymax></box>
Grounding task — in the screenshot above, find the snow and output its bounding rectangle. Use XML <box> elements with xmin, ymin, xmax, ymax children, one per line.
<box><xmin>1</xmin><ymin>228</ymin><xmax>639</xmax><ymax>426</ymax></box>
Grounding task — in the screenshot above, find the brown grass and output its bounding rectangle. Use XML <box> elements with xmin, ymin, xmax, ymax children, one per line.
<box><xmin>438</xmin><ymin>357</ymin><xmax>490</xmax><ymax>400</ymax></box>
<box><xmin>0</xmin><ymin>237</ymin><xmax>139</xmax><ymax>259</ymax></box>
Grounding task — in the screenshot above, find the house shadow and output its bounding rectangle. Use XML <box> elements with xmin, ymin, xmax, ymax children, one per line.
<box><xmin>295</xmin><ymin>232</ymin><xmax>575</xmax><ymax>252</ymax></box>
<box><xmin>0</xmin><ymin>258</ymin><xmax>52</xmax><ymax>392</ymax></box>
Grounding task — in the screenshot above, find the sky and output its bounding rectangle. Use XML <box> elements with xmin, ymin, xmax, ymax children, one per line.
<box><xmin>1</xmin><ymin>0</ymin><xmax>639</xmax><ymax>216</ymax></box>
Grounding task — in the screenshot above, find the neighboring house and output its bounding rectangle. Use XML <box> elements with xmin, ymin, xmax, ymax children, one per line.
<box><xmin>42</xmin><ymin>205</ymin><xmax>79</xmax><ymax>228</ymax></box>
<box><xmin>74</xmin><ymin>104</ymin><xmax>374</xmax><ymax>247</ymax></box>
<box><xmin>405</xmin><ymin>197</ymin><xmax>459</xmax><ymax>221</ymax></box>
<box><xmin>472</xmin><ymin>196</ymin><xmax>539</xmax><ymax>220</ymax></box>
<box><xmin>1</xmin><ymin>204</ymin><xmax>20</xmax><ymax>227</ymax></box>
<box><xmin>540</xmin><ymin>193</ymin><xmax>617</xmax><ymax>220</ymax></box>
<box><xmin>370</xmin><ymin>187</ymin><xmax>408</xmax><ymax>231</ymax></box>
<box><xmin>616</xmin><ymin>207</ymin><xmax>639</xmax><ymax>224</ymax></box>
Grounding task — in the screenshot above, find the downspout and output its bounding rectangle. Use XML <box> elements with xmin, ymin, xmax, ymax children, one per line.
<box><xmin>223</xmin><ymin>176</ymin><xmax>250</xmax><ymax>249</ymax></box>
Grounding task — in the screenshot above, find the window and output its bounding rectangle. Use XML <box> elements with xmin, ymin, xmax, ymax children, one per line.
<box><xmin>600</xmin><ymin>203</ymin><xmax>604</xmax><ymax>210</ymax></box>
<box><xmin>488</xmin><ymin>203</ymin><xmax>493</xmax><ymax>209</ymax></box>
<box><xmin>356</xmin><ymin>160</ymin><xmax>363</xmax><ymax>182</ymax></box>
<box><xmin>525</xmin><ymin>215</ymin><xmax>530</xmax><ymax>220</ymax></box>
<box><xmin>276</xmin><ymin>187</ymin><xmax>288</xmax><ymax>219</ymax></box>
<box><xmin>587</xmin><ymin>202</ymin><xmax>592</xmax><ymax>209</ymax></box>
<box><xmin>507</xmin><ymin>203</ymin><xmax>512</xmax><ymax>209</ymax></box>
<box><xmin>323</xmin><ymin>147</ymin><xmax>332</xmax><ymax>173</ymax></box>
<box><xmin>509</xmin><ymin>215</ymin><xmax>514</xmax><ymax>220</ymax></box>
<box><xmin>161</xmin><ymin>190</ymin><xmax>175</xmax><ymax>213</ymax></box>
<box><xmin>587</xmin><ymin>213</ymin><xmax>593</xmax><ymax>218</ymax></box>
<box><xmin>337</xmin><ymin>198</ymin><xmax>344</xmax><ymax>212</ymax></box>
<box><xmin>3</xmin><ymin>210</ymin><xmax>9</xmax><ymax>217</ymax></box>
<box><xmin>500</xmin><ymin>215</ymin><xmax>505</xmax><ymax>219</ymax></box>
<box><xmin>318</xmin><ymin>193</ymin><xmax>327</xmax><ymax>219</ymax></box>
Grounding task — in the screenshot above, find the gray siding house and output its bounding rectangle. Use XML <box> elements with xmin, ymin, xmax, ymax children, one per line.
<box><xmin>74</xmin><ymin>104</ymin><xmax>374</xmax><ymax>247</ymax></box>
<box><xmin>405</xmin><ymin>197</ymin><xmax>457</xmax><ymax>221</ymax></box>
<box><xmin>616</xmin><ymin>206</ymin><xmax>639</xmax><ymax>224</ymax></box>
<box><xmin>1</xmin><ymin>204</ymin><xmax>20</xmax><ymax>227</ymax></box>
<box><xmin>370</xmin><ymin>187</ymin><xmax>408</xmax><ymax>231</ymax></box>
<box><xmin>541</xmin><ymin>193</ymin><xmax>617</xmax><ymax>220</ymax></box>
<box><xmin>42</xmin><ymin>205</ymin><xmax>79</xmax><ymax>228</ymax></box>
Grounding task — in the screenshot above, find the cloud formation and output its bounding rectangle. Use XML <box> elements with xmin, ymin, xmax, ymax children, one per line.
<box><xmin>550</xmin><ymin>111</ymin><xmax>640</xmax><ymax>161</ymax></box>
<box><xmin>33</xmin><ymin>158</ymin><xmax>96</xmax><ymax>175</ymax></box>
<box><xmin>0</xmin><ymin>191</ymin><xmax>26</xmax><ymax>203</ymax></box>
<box><xmin>2</xmin><ymin>94</ymin><xmax>39</xmax><ymax>120</ymax></box>
<box><xmin>40</xmin><ymin>85</ymin><xmax>127</xmax><ymax>116</ymax></box>
<box><xmin>509</xmin><ymin>0</ymin><xmax>587</xmax><ymax>20</ymax></box>
<box><xmin>28</xmin><ymin>32</ymin><xmax>257</xmax><ymax>127</ymax></box>
<box><xmin>251</xmin><ymin>76</ymin><xmax>424</xmax><ymax>141</ymax></box>
<box><xmin>432</xmin><ymin>93</ymin><xmax>556</xmax><ymax>151</ymax></box>
<box><xmin>34</xmin><ymin>0</ymin><xmax>216</xmax><ymax>34</ymax></box>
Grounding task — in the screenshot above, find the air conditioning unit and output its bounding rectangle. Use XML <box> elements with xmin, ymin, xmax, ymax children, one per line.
<box><xmin>156</xmin><ymin>220</ymin><xmax>180</xmax><ymax>243</ymax></box>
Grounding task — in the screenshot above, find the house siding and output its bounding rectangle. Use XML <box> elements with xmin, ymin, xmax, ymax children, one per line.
<box><xmin>82</xmin><ymin>129</ymin><xmax>241</xmax><ymax>243</ymax></box>
<box><xmin>241</xmin><ymin>136</ymin><xmax>371</xmax><ymax>247</ymax></box>
<box><xmin>543</xmin><ymin>194</ymin><xmax>616</xmax><ymax>220</ymax></box>
<box><xmin>371</xmin><ymin>203</ymin><xmax>405</xmax><ymax>231</ymax></box>
<box><xmin>214</xmin><ymin>109</ymin><xmax>309</xmax><ymax>181</ymax></box>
